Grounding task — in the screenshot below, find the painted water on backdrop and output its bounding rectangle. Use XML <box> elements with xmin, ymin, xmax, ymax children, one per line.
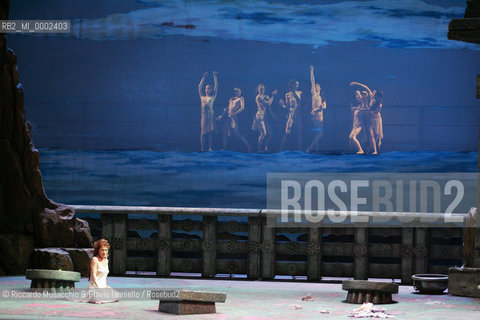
<box><xmin>40</xmin><ymin>149</ymin><xmax>478</xmax><ymax>209</ymax></box>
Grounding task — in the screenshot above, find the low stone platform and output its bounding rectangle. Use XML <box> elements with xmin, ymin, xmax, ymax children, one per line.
<box><xmin>342</xmin><ymin>280</ymin><xmax>398</xmax><ymax>304</ymax></box>
<box><xmin>25</xmin><ymin>269</ymin><xmax>81</xmax><ymax>292</ymax></box>
<box><xmin>448</xmin><ymin>267</ymin><xmax>480</xmax><ymax>298</ymax></box>
<box><xmin>153</xmin><ymin>290</ymin><xmax>227</xmax><ymax>315</ymax></box>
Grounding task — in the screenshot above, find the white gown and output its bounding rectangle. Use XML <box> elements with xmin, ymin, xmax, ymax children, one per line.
<box><xmin>88</xmin><ymin>259</ymin><xmax>109</xmax><ymax>289</ymax></box>
<box><xmin>87</xmin><ymin>258</ymin><xmax>118</xmax><ymax>304</ymax></box>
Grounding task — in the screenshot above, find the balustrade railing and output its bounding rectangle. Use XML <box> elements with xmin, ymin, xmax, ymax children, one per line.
<box><xmin>72</xmin><ymin>205</ymin><xmax>465</xmax><ymax>284</ymax></box>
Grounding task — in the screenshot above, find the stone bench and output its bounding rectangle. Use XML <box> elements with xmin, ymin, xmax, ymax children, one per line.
<box><xmin>152</xmin><ymin>290</ymin><xmax>227</xmax><ymax>315</ymax></box>
<box><xmin>342</xmin><ymin>280</ymin><xmax>398</xmax><ymax>304</ymax></box>
<box><xmin>25</xmin><ymin>269</ymin><xmax>81</xmax><ymax>293</ymax></box>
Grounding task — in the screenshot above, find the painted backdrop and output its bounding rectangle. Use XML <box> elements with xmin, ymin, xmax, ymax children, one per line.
<box><xmin>7</xmin><ymin>0</ymin><xmax>479</xmax><ymax>208</ymax></box>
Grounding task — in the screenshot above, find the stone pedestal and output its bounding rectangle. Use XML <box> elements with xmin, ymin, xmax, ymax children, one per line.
<box><xmin>448</xmin><ymin>267</ymin><xmax>480</xmax><ymax>298</ymax></box>
<box><xmin>26</xmin><ymin>269</ymin><xmax>81</xmax><ymax>293</ymax></box>
<box><xmin>342</xmin><ymin>280</ymin><xmax>398</xmax><ymax>304</ymax></box>
<box><xmin>154</xmin><ymin>290</ymin><xmax>226</xmax><ymax>315</ymax></box>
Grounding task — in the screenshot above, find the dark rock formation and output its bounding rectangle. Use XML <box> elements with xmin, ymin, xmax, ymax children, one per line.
<box><xmin>0</xmin><ymin>0</ymin><xmax>93</xmax><ymax>275</ymax></box>
<box><xmin>448</xmin><ymin>17</ymin><xmax>480</xmax><ymax>44</ymax></box>
<box><xmin>0</xmin><ymin>233</ymin><xmax>33</xmax><ymax>274</ymax></box>
<box><xmin>31</xmin><ymin>248</ymin><xmax>93</xmax><ymax>277</ymax></box>
<box><xmin>449</xmin><ymin>1</ymin><xmax>480</xmax><ymax>44</ymax></box>
<box><xmin>466</xmin><ymin>0</ymin><xmax>480</xmax><ymax>18</ymax></box>
<box><xmin>31</xmin><ymin>248</ymin><xmax>75</xmax><ymax>272</ymax></box>
<box><xmin>65</xmin><ymin>248</ymin><xmax>94</xmax><ymax>277</ymax></box>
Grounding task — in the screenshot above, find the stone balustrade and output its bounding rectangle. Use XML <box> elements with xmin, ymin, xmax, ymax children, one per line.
<box><xmin>72</xmin><ymin>205</ymin><xmax>468</xmax><ymax>283</ymax></box>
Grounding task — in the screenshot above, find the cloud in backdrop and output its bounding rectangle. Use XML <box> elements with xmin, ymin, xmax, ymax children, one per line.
<box><xmin>65</xmin><ymin>0</ymin><xmax>475</xmax><ymax>50</ymax></box>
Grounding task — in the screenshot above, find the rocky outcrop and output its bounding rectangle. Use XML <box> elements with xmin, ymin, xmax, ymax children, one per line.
<box><xmin>31</xmin><ymin>248</ymin><xmax>93</xmax><ymax>277</ymax></box>
<box><xmin>65</xmin><ymin>248</ymin><xmax>94</xmax><ymax>277</ymax></box>
<box><xmin>0</xmin><ymin>0</ymin><xmax>93</xmax><ymax>275</ymax></box>
<box><xmin>466</xmin><ymin>0</ymin><xmax>480</xmax><ymax>18</ymax></box>
<box><xmin>0</xmin><ymin>233</ymin><xmax>34</xmax><ymax>274</ymax></box>
<box><xmin>448</xmin><ymin>0</ymin><xmax>480</xmax><ymax>44</ymax></box>
<box><xmin>31</xmin><ymin>248</ymin><xmax>75</xmax><ymax>272</ymax></box>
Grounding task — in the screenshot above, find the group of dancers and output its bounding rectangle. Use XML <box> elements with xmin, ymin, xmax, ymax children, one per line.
<box><xmin>198</xmin><ymin>66</ymin><xmax>383</xmax><ymax>154</ymax></box>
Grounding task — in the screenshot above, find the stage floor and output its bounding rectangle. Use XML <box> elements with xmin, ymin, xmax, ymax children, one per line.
<box><xmin>0</xmin><ymin>276</ymin><xmax>479</xmax><ymax>319</ymax></box>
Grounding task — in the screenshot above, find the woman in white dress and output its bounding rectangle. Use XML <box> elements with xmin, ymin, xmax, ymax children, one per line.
<box><xmin>87</xmin><ymin>239</ymin><xmax>118</xmax><ymax>304</ymax></box>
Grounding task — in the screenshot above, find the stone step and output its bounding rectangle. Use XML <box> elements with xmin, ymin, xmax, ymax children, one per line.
<box><xmin>153</xmin><ymin>290</ymin><xmax>227</xmax><ymax>315</ymax></box>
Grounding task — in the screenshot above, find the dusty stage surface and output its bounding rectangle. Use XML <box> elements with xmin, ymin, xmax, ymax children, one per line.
<box><xmin>0</xmin><ymin>276</ymin><xmax>479</xmax><ymax>319</ymax></box>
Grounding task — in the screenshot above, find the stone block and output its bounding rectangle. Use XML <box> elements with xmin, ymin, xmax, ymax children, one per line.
<box><xmin>153</xmin><ymin>290</ymin><xmax>227</xmax><ymax>302</ymax></box>
<box><xmin>154</xmin><ymin>290</ymin><xmax>226</xmax><ymax>315</ymax></box>
<box><xmin>158</xmin><ymin>301</ymin><xmax>216</xmax><ymax>315</ymax></box>
<box><xmin>448</xmin><ymin>267</ymin><xmax>480</xmax><ymax>297</ymax></box>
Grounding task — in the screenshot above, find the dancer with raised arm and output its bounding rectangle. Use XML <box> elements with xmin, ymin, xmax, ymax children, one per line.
<box><xmin>252</xmin><ymin>84</ymin><xmax>277</xmax><ymax>152</ymax></box>
<box><xmin>279</xmin><ymin>79</ymin><xmax>303</xmax><ymax>151</ymax></box>
<box><xmin>349</xmin><ymin>82</ymin><xmax>383</xmax><ymax>154</ymax></box>
<box><xmin>349</xmin><ymin>83</ymin><xmax>371</xmax><ymax>154</ymax></box>
<box><xmin>198</xmin><ymin>71</ymin><xmax>218</xmax><ymax>151</ymax></box>
<box><xmin>306</xmin><ymin>65</ymin><xmax>327</xmax><ymax>153</ymax></box>
<box><xmin>218</xmin><ymin>87</ymin><xmax>251</xmax><ymax>151</ymax></box>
